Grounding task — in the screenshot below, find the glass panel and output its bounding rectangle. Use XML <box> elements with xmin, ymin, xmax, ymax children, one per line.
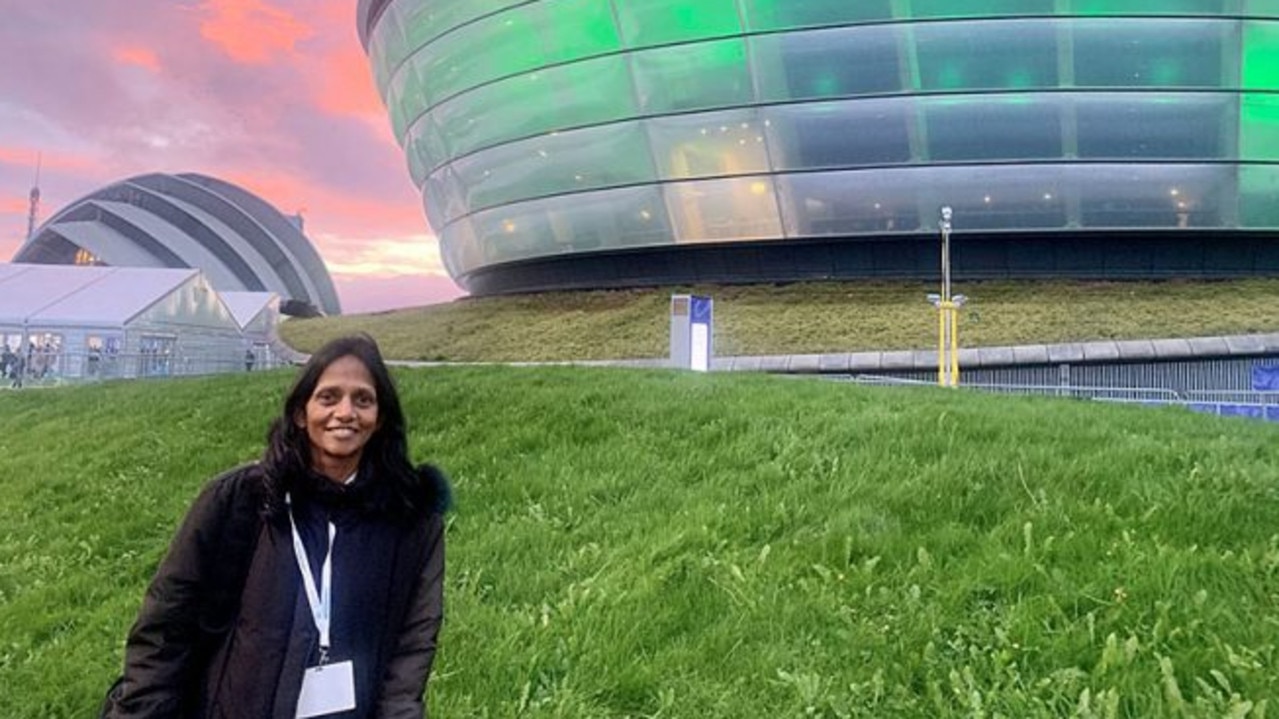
<box><xmin>764</xmin><ymin>99</ymin><xmax>912</xmax><ymax>170</ymax></box>
<box><xmin>909</xmin><ymin>0</ymin><xmax>1055</xmax><ymax>18</ymax></box>
<box><xmin>472</xmin><ymin>186</ymin><xmax>674</xmax><ymax>266</ymax></box>
<box><xmin>631</xmin><ymin>38</ymin><xmax>752</xmax><ymax>113</ymax></box>
<box><xmin>924</xmin><ymin>96</ymin><xmax>1063</xmax><ymax>161</ymax></box>
<box><xmin>439</xmin><ymin>218</ymin><xmax>482</xmax><ymax>276</ymax></box>
<box><xmin>615</xmin><ymin>0</ymin><xmax>741</xmax><ymax>48</ymax></box>
<box><xmin>1070</xmin><ymin>0</ymin><xmax>1230</xmax><ymax>14</ymax></box>
<box><xmin>539</xmin><ymin>0</ymin><xmax>624</xmax><ymax>64</ymax></box>
<box><xmin>664</xmin><ymin>177</ymin><xmax>784</xmax><ymax>242</ymax></box>
<box><xmin>778</xmin><ymin>166</ymin><xmax>1072</xmax><ymax>236</ymax></box>
<box><xmin>777</xmin><ymin>170</ymin><xmax>922</xmax><ymax>236</ymax></box>
<box><xmin>406</xmin><ymin>130</ymin><xmax>430</xmax><ymax>186</ymax></box>
<box><xmin>537</xmin><ymin>58</ymin><xmax>640</xmax><ymax>137</ymax></box>
<box><xmin>423</xmin><ymin>165</ymin><xmax>466</xmax><ymax>228</ymax></box>
<box><xmin>1243</xmin><ymin>21</ymin><xmax>1279</xmax><ymax>90</ymax></box>
<box><xmin>916</xmin><ymin>20</ymin><xmax>1059</xmax><ymax>91</ymax></box>
<box><xmin>452</xmin><ymin>123</ymin><xmax>656</xmax><ymax>213</ymax></box>
<box><xmin>1244</xmin><ymin>1</ymin><xmax>1279</xmax><ymax>19</ymax></box>
<box><xmin>647</xmin><ymin>109</ymin><xmax>769</xmax><ymax>179</ymax></box>
<box><xmin>387</xmin><ymin>59</ymin><xmax>426</xmax><ymax>141</ymax></box>
<box><xmin>741</xmin><ymin>0</ymin><xmax>894</xmax><ymax>31</ymax></box>
<box><xmin>407</xmin><ymin>111</ymin><xmax>449</xmax><ymax>179</ymax></box>
<box><xmin>367</xmin><ymin>11</ymin><xmax>403</xmax><ymax>94</ymax></box>
<box><xmin>1241</xmin><ymin>93</ymin><xmax>1279</xmax><ymax>160</ymax></box>
<box><xmin>1239</xmin><ymin>165</ymin><xmax>1279</xmax><ymax>227</ymax></box>
<box><xmin>753</xmin><ymin>25</ymin><xmax>902</xmax><ymax>101</ymax></box>
<box><xmin>395</xmin><ymin>0</ymin><xmax>519</xmax><ymax>66</ymax></box>
<box><xmin>402</xmin><ymin>0</ymin><xmax>621</xmax><ymax>109</ymax></box>
<box><xmin>425</xmin><ymin>54</ymin><xmax>636</xmax><ymax>165</ymax></box>
<box><xmin>411</xmin><ymin>6</ymin><xmax>542</xmax><ymax>106</ymax></box>
<box><xmin>1076</xmin><ymin>165</ymin><xmax>1229</xmax><ymax>229</ymax></box>
<box><xmin>1073</xmin><ymin>19</ymin><xmax>1228</xmax><ymax>88</ymax></box>
<box><xmin>944</xmin><ymin>169</ymin><xmax>1067</xmax><ymax>231</ymax></box>
<box><xmin>1077</xmin><ymin>94</ymin><xmax>1232</xmax><ymax>159</ymax></box>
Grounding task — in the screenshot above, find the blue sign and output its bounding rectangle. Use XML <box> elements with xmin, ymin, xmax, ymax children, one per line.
<box><xmin>691</xmin><ymin>295</ymin><xmax>713</xmax><ymax>324</ymax></box>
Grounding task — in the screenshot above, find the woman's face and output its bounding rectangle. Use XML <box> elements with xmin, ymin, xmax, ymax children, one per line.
<box><xmin>298</xmin><ymin>354</ymin><xmax>380</xmax><ymax>482</ymax></box>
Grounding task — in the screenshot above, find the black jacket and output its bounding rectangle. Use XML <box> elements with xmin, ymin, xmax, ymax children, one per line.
<box><xmin>104</xmin><ymin>463</ymin><xmax>448</xmax><ymax>718</ymax></box>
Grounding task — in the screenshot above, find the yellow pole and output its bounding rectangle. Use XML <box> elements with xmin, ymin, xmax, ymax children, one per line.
<box><xmin>949</xmin><ymin>303</ymin><xmax>960</xmax><ymax>387</ymax></box>
<box><xmin>937</xmin><ymin>301</ymin><xmax>947</xmax><ymax>386</ymax></box>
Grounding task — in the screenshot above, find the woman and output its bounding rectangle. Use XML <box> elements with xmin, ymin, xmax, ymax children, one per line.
<box><xmin>104</xmin><ymin>334</ymin><xmax>449</xmax><ymax>718</ymax></box>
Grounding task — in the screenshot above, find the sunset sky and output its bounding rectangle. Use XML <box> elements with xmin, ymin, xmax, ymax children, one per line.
<box><xmin>0</xmin><ymin>0</ymin><xmax>466</xmax><ymax>314</ymax></box>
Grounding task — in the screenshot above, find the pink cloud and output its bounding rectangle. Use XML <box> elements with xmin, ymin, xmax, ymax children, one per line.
<box><xmin>0</xmin><ymin>1</ymin><xmax>463</xmax><ymax>313</ymax></box>
<box><xmin>198</xmin><ymin>0</ymin><xmax>312</xmax><ymax>65</ymax></box>
<box><xmin>112</xmin><ymin>45</ymin><xmax>162</xmax><ymax>73</ymax></box>
<box><xmin>0</xmin><ymin>147</ymin><xmax>100</xmax><ymax>175</ymax></box>
<box><xmin>333</xmin><ymin>273</ymin><xmax>465</xmax><ymax>314</ymax></box>
<box><xmin>0</xmin><ymin>196</ymin><xmax>27</xmax><ymax>215</ymax></box>
<box><xmin>313</xmin><ymin>42</ymin><xmax>387</xmax><ymax>121</ymax></box>
<box><xmin>219</xmin><ymin>166</ymin><xmax>426</xmax><ymax>240</ymax></box>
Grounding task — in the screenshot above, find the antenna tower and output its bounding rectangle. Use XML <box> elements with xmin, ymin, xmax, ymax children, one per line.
<box><xmin>26</xmin><ymin>153</ymin><xmax>42</xmax><ymax>240</ymax></box>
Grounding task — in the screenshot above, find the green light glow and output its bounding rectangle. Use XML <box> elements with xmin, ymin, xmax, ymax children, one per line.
<box><xmin>1005</xmin><ymin>69</ymin><xmax>1034</xmax><ymax>89</ymax></box>
<box><xmin>616</xmin><ymin>0</ymin><xmax>740</xmax><ymax>47</ymax></box>
<box><xmin>934</xmin><ymin>64</ymin><xmax>967</xmax><ymax>90</ymax></box>
<box><xmin>910</xmin><ymin>0</ymin><xmax>1053</xmax><ymax>18</ymax></box>
<box><xmin>1240</xmin><ymin>94</ymin><xmax>1279</xmax><ymax>161</ymax></box>
<box><xmin>1239</xmin><ymin>166</ymin><xmax>1279</xmax><ymax>228</ymax></box>
<box><xmin>741</xmin><ymin>0</ymin><xmax>893</xmax><ymax>31</ymax></box>
<box><xmin>1071</xmin><ymin>0</ymin><xmax>1226</xmax><ymax>13</ymax></box>
<box><xmin>631</xmin><ymin>39</ymin><xmax>751</xmax><ymax>114</ymax></box>
<box><xmin>1245</xmin><ymin>0</ymin><xmax>1279</xmax><ymax>19</ymax></box>
<box><xmin>1243</xmin><ymin>21</ymin><xmax>1279</xmax><ymax>89</ymax></box>
<box><xmin>1151</xmin><ymin>59</ymin><xmax>1184</xmax><ymax>86</ymax></box>
<box><xmin>811</xmin><ymin>72</ymin><xmax>841</xmax><ymax>97</ymax></box>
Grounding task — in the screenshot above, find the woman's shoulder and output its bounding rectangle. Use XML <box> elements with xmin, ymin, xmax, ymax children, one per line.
<box><xmin>193</xmin><ymin>462</ymin><xmax>270</xmax><ymax>517</ymax></box>
<box><xmin>413</xmin><ymin>463</ymin><xmax>453</xmax><ymax>516</ymax></box>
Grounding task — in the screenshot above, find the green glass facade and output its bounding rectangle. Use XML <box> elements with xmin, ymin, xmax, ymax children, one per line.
<box><xmin>359</xmin><ymin>1</ymin><xmax>1279</xmax><ymax>293</ymax></box>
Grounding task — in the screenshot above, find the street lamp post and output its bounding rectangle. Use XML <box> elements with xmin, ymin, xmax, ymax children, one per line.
<box><xmin>932</xmin><ymin>206</ymin><xmax>965</xmax><ymax>387</ymax></box>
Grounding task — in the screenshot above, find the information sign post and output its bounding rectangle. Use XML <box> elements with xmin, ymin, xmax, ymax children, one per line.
<box><xmin>670</xmin><ymin>294</ymin><xmax>713</xmax><ymax>372</ymax></box>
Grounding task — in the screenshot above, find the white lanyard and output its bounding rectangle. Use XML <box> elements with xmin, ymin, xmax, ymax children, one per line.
<box><xmin>285</xmin><ymin>493</ymin><xmax>337</xmax><ymax>661</ymax></box>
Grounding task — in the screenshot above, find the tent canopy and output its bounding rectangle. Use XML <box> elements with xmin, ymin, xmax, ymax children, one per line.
<box><xmin>0</xmin><ymin>264</ymin><xmax>198</xmax><ymax>328</ymax></box>
<box><xmin>220</xmin><ymin>290</ymin><xmax>278</xmax><ymax>330</ymax></box>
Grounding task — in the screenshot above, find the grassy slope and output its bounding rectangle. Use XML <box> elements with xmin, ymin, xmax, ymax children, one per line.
<box><xmin>280</xmin><ymin>279</ymin><xmax>1279</xmax><ymax>362</ymax></box>
<box><xmin>1</xmin><ymin>368</ymin><xmax>1277</xmax><ymax>716</ymax></box>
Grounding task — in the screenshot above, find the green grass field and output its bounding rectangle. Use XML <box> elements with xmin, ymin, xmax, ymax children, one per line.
<box><xmin>280</xmin><ymin>279</ymin><xmax>1279</xmax><ymax>362</ymax></box>
<box><xmin>1</xmin><ymin>368</ymin><xmax>1277</xmax><ymax>716</ymax></box>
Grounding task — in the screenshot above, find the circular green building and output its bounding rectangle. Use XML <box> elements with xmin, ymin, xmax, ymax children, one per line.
<box><xmin>359</xmin><ymin>1</ymin><xmax>1279</xmax><ymax>294</ymax></box>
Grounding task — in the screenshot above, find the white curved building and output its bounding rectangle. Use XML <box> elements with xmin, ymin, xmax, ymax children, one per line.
<box><xmin>14</xmin><ymin>172</ymin><xmax>341</xmax><ymax>316</ymax></box>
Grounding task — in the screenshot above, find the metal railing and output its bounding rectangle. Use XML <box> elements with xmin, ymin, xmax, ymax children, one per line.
<box><xmin>1</xmin><ymin>350</ymin><xmax>289</xmax><ymax>388</ymax></box>
<box><xmin>846</xmin><ymin>375</ymin><xmax>1279</xmax><ymax>423</ymax></box>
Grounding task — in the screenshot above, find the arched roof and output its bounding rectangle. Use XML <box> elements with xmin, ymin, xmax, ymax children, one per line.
<box><xmin>14</xmin><ymin>172</ymin><xmax>342</xmax><ymax>315</ymax></box>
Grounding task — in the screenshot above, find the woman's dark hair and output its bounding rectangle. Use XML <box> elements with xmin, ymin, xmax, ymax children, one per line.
<box><xmin>261</xmin><ymin>333</ymin><xmax>430</xmax><ymax>519</ymax></box>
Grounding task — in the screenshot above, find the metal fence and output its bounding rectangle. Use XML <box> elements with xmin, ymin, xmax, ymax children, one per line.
<box><xmin>851</xmin><ymin>356</ymin><xmax>1279</xmax><ymax>395</ymax></box>
<box><xmin>1</xmin><ymin>349</ymin><xmax>290</xmax><ymax>388</ymax></box>
<box><xmin>847</xmin><ymin>375</ymin><xmax>1279</xmax><ymax>423</ymax></box>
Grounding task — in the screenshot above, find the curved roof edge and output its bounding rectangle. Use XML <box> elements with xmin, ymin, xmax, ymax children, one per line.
<box><xmin>357</xmin><ymin>0</ymin><xmax>394</xmax><ymax>51</ymax></box>
<box><xmin>177</xmin><ymin>173</ymin><xmax>341</xmax><ymax>315</ymax></box>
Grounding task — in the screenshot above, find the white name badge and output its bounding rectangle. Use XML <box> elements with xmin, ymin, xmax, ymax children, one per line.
<box><xmin>295</xmin><ymin>660</ymin><xmax>356</xmax><ymax>718</ymax></box>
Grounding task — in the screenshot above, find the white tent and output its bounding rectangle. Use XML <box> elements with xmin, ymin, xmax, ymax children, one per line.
<box><xmin>0</xmin><ymin>263</ymin><xmax>246</xmax><ymax>382</ymax></box>
<box><xmin>221</xmin><ymin>290</ymin><xmax>281</xmax><ymax>371</ymax></box>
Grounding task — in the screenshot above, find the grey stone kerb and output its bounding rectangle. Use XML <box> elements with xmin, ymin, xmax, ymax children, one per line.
<box><xmin>386</xmin><ymin>332</ymin><xmax>1279</xmax><ymax>373</ymax></box>
<box><xmin>707</xmin><ymin>332</ymin><xmax>1279</xmax><ymax>374</ymax></box>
